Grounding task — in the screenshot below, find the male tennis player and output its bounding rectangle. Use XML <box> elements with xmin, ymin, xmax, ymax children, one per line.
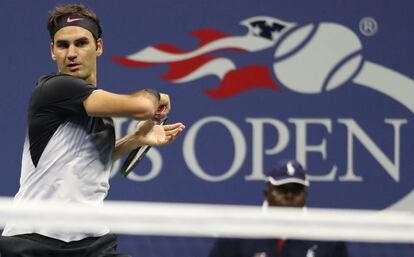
<box><xmin>209</xmin><ymin>160</ymin><xmax>348</xmax><ymax>257</ymax></box>
<box><xmin>0</xmin><ymin>3</ymin><xmax>184</xmax><ymax>257</ymax></box>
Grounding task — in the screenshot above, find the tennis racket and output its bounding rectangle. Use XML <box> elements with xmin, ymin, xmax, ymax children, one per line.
<box><xmin>120</xmin><ymin>118</ymin><xmax>168</xmax><ymax>177</ymax></box>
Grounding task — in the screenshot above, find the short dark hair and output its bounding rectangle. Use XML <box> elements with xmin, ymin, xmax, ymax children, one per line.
<box><xmin>47</xmin><ymin>3</ymin><xmax>102</xmax><ymax>42</ymax></box>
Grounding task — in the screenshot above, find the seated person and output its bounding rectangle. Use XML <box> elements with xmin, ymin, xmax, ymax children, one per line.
<box><xmin>209</xmin><ymin>159</ymin><xmax>348</xmax><ymax>257</ymax></box>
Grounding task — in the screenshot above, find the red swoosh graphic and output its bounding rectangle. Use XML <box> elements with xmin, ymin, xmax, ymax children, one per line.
<box><xmin>204</xmin><ymin>65</ymin><xmax>282</xmax><ymax>98</ymax></box>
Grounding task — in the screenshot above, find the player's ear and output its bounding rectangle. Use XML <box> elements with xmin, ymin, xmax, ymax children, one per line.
<box><xmin>96</xmin><ymin>38</ymin><xmax>103</xmax><ymax>57</ymax></box>
<box><xmin>50</xmin><ymin>42</ymin><xmax>56</xmax><ymax>60</ymax></box>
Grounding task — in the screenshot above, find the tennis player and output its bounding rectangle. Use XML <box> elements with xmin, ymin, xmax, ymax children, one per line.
<box><xmin>0</xmin><ymin>3</ymin><xmax>184</xmax><ymax>257</ymax></box>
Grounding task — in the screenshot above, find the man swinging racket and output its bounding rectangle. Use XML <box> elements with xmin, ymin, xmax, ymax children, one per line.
<box><xmin>0</xmin><ymin>3</ymin><xmax>185</xmax><ymax>257</ymax></box>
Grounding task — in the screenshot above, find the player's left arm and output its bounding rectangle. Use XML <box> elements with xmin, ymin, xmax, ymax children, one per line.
<box><xmin>113</xmin><ymin>120</ymin><xmax>185</xmax><ymax>161</ymax></box>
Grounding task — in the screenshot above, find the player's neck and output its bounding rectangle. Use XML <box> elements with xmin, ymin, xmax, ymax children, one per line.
<box><xmin>85</xmin><ymin>73</ymin><xmax>97</xmax><ymax>86</ymax></box>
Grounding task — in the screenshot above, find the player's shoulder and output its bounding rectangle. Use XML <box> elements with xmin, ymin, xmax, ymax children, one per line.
<box><xmin>37</xmin><ymin>73</ymin><xmax>89</xmax><ymax>88</ymax></box>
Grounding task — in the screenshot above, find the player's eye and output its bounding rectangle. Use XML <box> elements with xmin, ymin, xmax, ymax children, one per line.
<box><xmin>55</xmin><ymin>41</ymin><xmax>69</xmax><ymax>49</ymax></box>
<box><xmin>75</xmin><ymin>39</ymin><xmax>89</xmax><ymax>47</ymax></box>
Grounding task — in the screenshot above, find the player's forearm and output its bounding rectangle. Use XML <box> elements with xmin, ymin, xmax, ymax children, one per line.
<box><xmin>113</xmin><ymin>134</ymin><xmax>142</xmax><ymax>161</ymax></box>
<box><xmin>84</xmin><ymin>89</ymin><xmax>161</xmax><ymax>120</ymax></box>
<box><xmin>128</xmin><ymin>89</ymin><xmax>161</xmax><ymax>120</ymax></box>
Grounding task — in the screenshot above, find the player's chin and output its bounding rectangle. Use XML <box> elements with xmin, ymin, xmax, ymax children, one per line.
<box><xmin>62</xmin><ymin>69</ymin><xmax>78</xmax><ymax>77</ymax></box>
<box><xmin>63</xmin><ymin>69</ymin><xmax>88</xmax><ymax>80</ymax></box>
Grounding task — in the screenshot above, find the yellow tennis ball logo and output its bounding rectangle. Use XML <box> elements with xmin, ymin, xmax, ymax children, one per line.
<box><xmin>273</xmin><ymin>23</ymin><xmax>363</xmax><ymax>93</ymax></box>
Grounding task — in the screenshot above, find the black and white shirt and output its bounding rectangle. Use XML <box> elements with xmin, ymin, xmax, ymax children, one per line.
<box><xmin>3</xmin><ymin>73</ymin><xmax>115</xmax><ymax>242</ymax></box>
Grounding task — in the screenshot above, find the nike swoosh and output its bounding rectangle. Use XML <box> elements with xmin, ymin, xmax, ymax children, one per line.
<box><xmin>66</xmin><ymin>17</ymin><xmax>83</xmax><ymax>23</ymax></box>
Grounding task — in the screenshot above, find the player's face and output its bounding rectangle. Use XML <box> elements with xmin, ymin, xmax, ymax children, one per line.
<box><xmin>51</xmin><ymin>26</ymin><xmax>103</xmax><ymax>85</ymax></box>
<box><xmin>264</xmin><ymin>183</ymin><xmax>307</xmax><ymax>207</ymax></box>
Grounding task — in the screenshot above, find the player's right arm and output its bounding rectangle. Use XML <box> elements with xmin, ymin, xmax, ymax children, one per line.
<box><xmin>39</xmin><ymin>74</ymin><xmax>169</xmax><ymax>120</ymax></box>
<box><xmin>84</xmin><ymin>89</ymin><xmax>168</xmax><ymax>120</ymax></box>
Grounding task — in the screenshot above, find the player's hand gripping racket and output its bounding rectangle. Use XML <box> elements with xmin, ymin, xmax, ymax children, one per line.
<box><xmin>120</xmin><ymin>104</ymin><xmax>168</xmax><ymax>177</ymax></box>
<box><xmin>120</xmin><ymin>118</ymin><xmax>168</xmax><ymax>177</ymax></box>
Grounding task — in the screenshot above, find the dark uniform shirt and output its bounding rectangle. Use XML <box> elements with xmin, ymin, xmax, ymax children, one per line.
<box><xmin>209</xmin><ymin>238</ymin><xmax>348</xmax><ymax>257</ymax></box>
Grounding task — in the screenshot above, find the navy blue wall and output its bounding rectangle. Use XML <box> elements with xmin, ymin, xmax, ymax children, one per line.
<box><xmin>1</xmin><ymin>0</ymin><xmax>413</xmax><ymax>256</ymax></box>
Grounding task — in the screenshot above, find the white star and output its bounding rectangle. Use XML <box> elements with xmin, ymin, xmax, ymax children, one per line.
<box><xmin>270</xmin><ymin>30</ymin><xmax>281</xmax><ymax>41</ymax></box>
<box><xmin>265</xmin><ymin>19</ymin><xmax>274</xmax><ymax>27</ymax></box>
<box><xmin>252</xmin><ymin>26</ymin><xmax>262</xmax><ymax>36</ymax></box>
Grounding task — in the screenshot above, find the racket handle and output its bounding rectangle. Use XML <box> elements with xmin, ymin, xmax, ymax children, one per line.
<box><xmin>120</xmin><ymin>147</ymin><xmax>141</xmax><ymax>177</ymax></box>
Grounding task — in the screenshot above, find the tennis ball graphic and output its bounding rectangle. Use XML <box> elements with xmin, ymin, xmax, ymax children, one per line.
<box><xmin>273</xmin><ymin>23</ymin><xmax>363</xmax><ymax>93</ymax></box>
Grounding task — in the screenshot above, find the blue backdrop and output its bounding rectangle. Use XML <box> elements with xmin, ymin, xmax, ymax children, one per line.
<box><xmin>0</xmin><ymin>0</ymin><xmax>413</xmax><ymax>256</ymax></box>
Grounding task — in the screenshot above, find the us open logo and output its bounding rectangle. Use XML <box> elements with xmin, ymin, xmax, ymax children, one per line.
<box><xmin>111</xmin><ymin>17</ymin><xmax>414</xmax><ymax>210</ymax></box>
